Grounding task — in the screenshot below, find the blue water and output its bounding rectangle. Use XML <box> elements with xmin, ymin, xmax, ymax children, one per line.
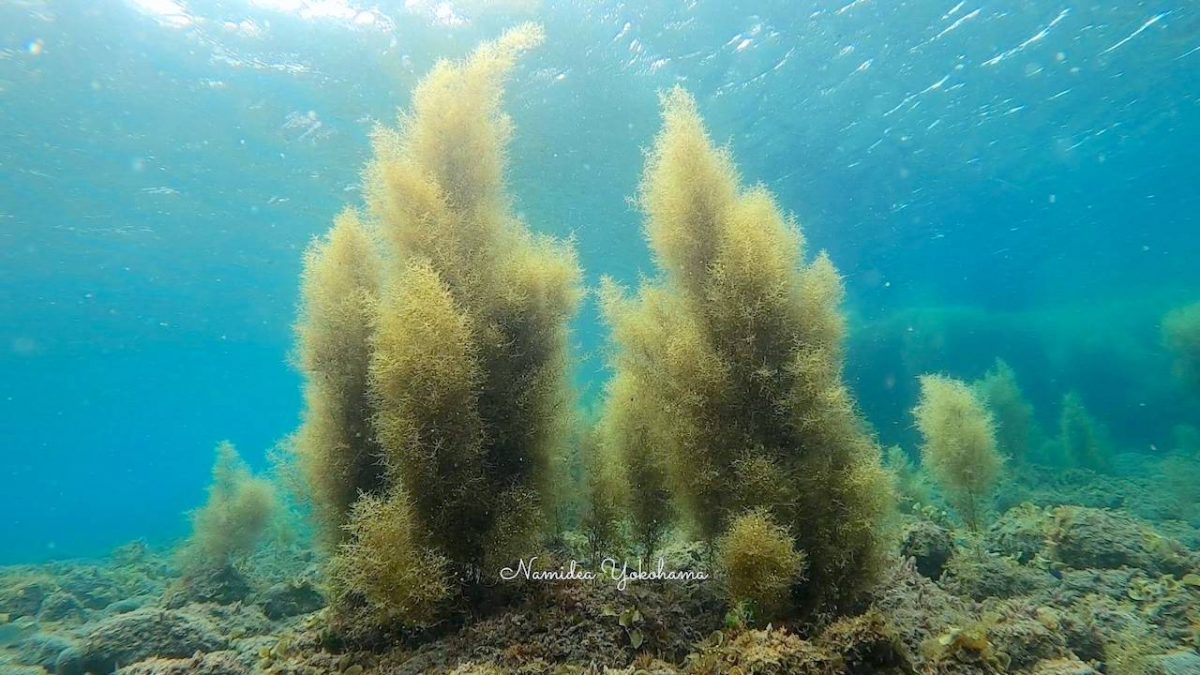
<box><xmin>1</xmin><ymin>0</ymin><xmax>1197</xmax><ymax>563</ymax></box>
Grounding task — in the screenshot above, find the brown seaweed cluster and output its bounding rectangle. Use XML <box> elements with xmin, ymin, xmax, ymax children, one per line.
<box><xmin>293</xmin><ymin>23</ymin><xmax>582</xmax><ymax>630</ymax></box>
<box><xmin>291</xmin><ymin>24</ymin><xmax>897</xmax><ymax>630</ymax></box>
<box><xmin>596</xmin><ymin>87</ymin><xmax>893</xmax><ymax>619</ymax></box>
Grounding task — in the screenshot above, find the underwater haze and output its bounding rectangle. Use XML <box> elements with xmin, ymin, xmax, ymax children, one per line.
<box><xmin>2</xmin><ymin>1</ymin><xmax>1200</xmax><ymax>670</ymax></box>
<box><xmin>3</xmin><ymin>0</ymin><xmax>1198</xmax><ymax>562</ymax></box>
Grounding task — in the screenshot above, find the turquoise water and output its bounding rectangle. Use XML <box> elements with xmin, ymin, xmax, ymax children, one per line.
<box><xmin>1</xmin><ymin>0</ymin><xmax>1197</xmax><ymax>564</ymax></box>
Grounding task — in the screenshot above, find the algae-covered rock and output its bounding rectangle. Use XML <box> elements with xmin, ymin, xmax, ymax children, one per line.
<box><xmin>813</xmin><ymin>610</ymin><xmax>910</xmax><ymax>673</ymax></box>
<box><xmin>38</xmin><ymin>590</ymin><xmax>84</xmax><ymax>622</ymax></box>
<box><xmin>0</xmin><ymin>653</ymin><xmax>46</xmax><ymax>675</ymax></box>
<box><xmin>259</xmin><ymin>578</ymin><xmax>325</xmax><ymax>619</ymax></box>
<box><xmin>1145</xmin><ymin>650</ymin><xmax>1200</xmax><ymax>675</ymax></box>
<box><xmin>103</xmin><ymin>596</ymin><xmax>150</xmax><ymax>616</ymax></box>
<box><xmin>117</xmin><ymin>650</ymin><xmax>250</xmax><ymax>675</ymax></box>
<box><xmin>163</xmin><ymin>563</ymin><xmax>251</xmax><ymax>607</ymax></box>
<box><xmin>940</xmin><ymin>552</ymin><xmax>1057</xmax><ymax>601</ymax></box>
<box><xmin>62</xmin><ymin>607</ymin><xmax>226</xmax><ymax>675</ymax></box>
<box><xmin>0</xmin><ymin>576</ymin><xmax>55</xmax><ymax>618</ymax></box>
<box><xmin>1056</xmin><ymin>593</ymin><xmax>1168</xmax><ymax>665</ymax></box>
<box><xmin>1047</xmin><ymin>506</ymin><xmax>1198</xmax><ymax>575</ymax></box>
<box><xmin>13</xmin><ymin>631</ymin><xmax>76</xmax><ymax>669</ymax></box>
<box><xmin>683</xmin><ymin>627</ymin><xmax>837</xmax><ymax>674</ymax></box>
<box><xmin>870</xmin><ymin>559</ymin><xmax>977</xmax><ymax>673</ymax></box>
<box><xmin>1030</xmin><ymin>657</ymin><xmax>1101</xmax><ymax>675</ymax></box>
<box><xmin>976</xmin><ymin>600</ymin><xmax>1072</xmax><ymax>671</ymax></box>
<box><xmin>0</xmin><ymin>614</ymin><xmax>39</xmax><ymax>646</ymax></box>
<box><xmin>52</xmin><ymin>560</ymin><xmax>171</xmax><ymax>612</ymax></box>
<box><xmin>989</xmin><ymin>502</ymin><xmax>1050</xmax><ymax>563</ymax></box>
<box><xmin>899</xmin><ymin>519</ymin><xmax>954</xmax><ymax>579</ymax></box>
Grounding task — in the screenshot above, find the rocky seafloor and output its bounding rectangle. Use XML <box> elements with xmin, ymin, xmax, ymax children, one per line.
<box><xmin>3</xmin><ymin>457</ymin><xmax>1200</xmax><ymax>675</ymax></box>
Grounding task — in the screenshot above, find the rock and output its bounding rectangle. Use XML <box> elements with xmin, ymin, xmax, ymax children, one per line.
<box><xmin>163</xmin><ymin>564</ymin><xmax>251</xmax><ymax>607</ymax></box>
<box><xmin>259</xmin><ymin>579</ymin><xmax>325</xmax><ymax>619</ymax></box>
<box><xmin>1047</xmin><ymin>506</ymin><xmax>1198</xmax><ymax>575</ymax></box>
<box><xmin>979</xmin><ymin>601</ymin><xmax>1071</xmax><ymax>671</ymax></box>
<box><xmin>900</xmin><ymin>519</ymin><xmax>954</xmax><ymax>579</ymax></box>
<box><xmin>54</xmin><ymin>645</ymin><xmax>85</xmax><ymax>675</ymax></box>
<box><xmin>686</xmin><ymin>627</ymin><xmax>837</xmax><ymax>674</ymax></box>
<box><xmin>61</xmin><ymin>607</ymin><xmax>226</xmax><ymax>675</ymax></box>
<box><xmin>869</xmin><ymin>559</ymin><xmax>976</xmax><ymax>674</ymax></box>
<box><xmin>117</xmin><ymin>650</ymin><xmax>250</xmax><ymax>674</ymax></box>
<box><xmin>14</xmin><ymin>631</ymin><xmax>75</xmax><ymax>669</ymax></box>
<box><xmin>989</xmin><ymin>503</ymin><xmax>1049</xmax><ymax>563</ymax></box>
<box><xmin>1030</xmin><ymin>657</ymin><xmax>1101</xmax><ymax>675</ymax></box>
<box><xmin>0</xmin><ymin>655</ymin><xmax>45</xmax><ymax>675</ymax></box>
<box><xmin>939</xmin><ymin>553</ymin><xmax>1056</xmax><ymax>601</ymax></box>
<box><xmin>1146</xmin><ymin>650</ymin><xmax>1200</xmax><ymax>675</ymax></box>
<box><xmin>0</xmin><ymin>576</ymin><xmax>54</xmax><ymax>618</ymax></box>
<box><xmin>815</xmin><ymin>610</ymin><xmax>911</xmax><ymax>673</ymax></box>
<box><xmin>0</xmin><ymin>615</ymin><xmax>39</xmax><ymax>646</ymax></box>
<box><xmin>111</xmin><ymin>540</ymin><xmax>151</xmax><ymax>566</ymax></box>
<box><xmin>38</xmin><ymin>590</ymin><xmax>85</xmax><ymax>622</ymax></box>
<box><xmin>104</xmin><ymin>596</ymin><xmax>148</xmax><ymax>616</ymax></box>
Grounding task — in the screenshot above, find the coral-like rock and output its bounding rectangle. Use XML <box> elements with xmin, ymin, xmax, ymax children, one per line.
<box><xmin>117</xmin><ymin>650</ymin><xmax>251</xmax><ymax>675</ymax></box>
<box><xmin>163</xmin><ymin>563</ymin><xmax>251</xmax><ymax>607</ymax></box>
<box><xmin>988</xmin><ymin>503</ymin><xmax>1049</xmax><ymax>563</ymax></box>
<box><xmin>813</xmin><ymin>610</ymin><xmax>910</xmax><ymax>673</ymax></box>
<box><xmin>1030</xmin><ymin>657</ymin><xmax>1101</xmax><ymax>675</ymax></box>
<box><xmin>1145</xmin><ymin>650</ymin><xmax>1200</xmax><ymax>675</ymax></box>
<box><xmin>0</xmin><ymin>576</ymin><xmax>54</xmax><ymax>618</ymax></box>
<box><xmin>684</xmin><ymin>628</ymin><xmax>836</xmax><ymax>674</ymax></box>
<box><xmin>13</xmin><ymin>631</ymin><xmax>76</xmax><ymax>670</ymax></box>
<box><xmin>976</xmin><ymin>600</ymin><xmax>1072</xmax><ymax>671</ymax></box>
<box><xmin>37</xmin><ymin>590</ymin><xmax>84</xmax><ymax>622</ymax></box>
<box><xmin>899</xmin><ymin>518</ymin><xmax>954</xmax><ymax>579</ymax></box>
<box><xmin>940</xmin><ymin>552</ymin><xmax>1057</xmax><ymax>601</ymax></box>
<box><xmin>259</xmin><ymin>579</ymin><xmax>325</xmax><ymax>619</ymax></box>
<box><xmin>1047</xmin><ymin>506</ymin><xmax>1198</xmax><ymax>575</ymax></box>
<box><xmin>61</xmin><ymin>608</ymin><xmax>226</xmax><ymax>675</ymax></box>
<box><xmin>870</xmin><ymin>559</ymin><xmax>976</xmax><ymax>673</ymax></box>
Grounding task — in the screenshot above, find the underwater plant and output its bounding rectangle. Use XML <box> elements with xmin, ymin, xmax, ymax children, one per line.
<box><xmin>598</xmin><ymin>86</ymin><xmax>892</xmax><ymax>617</ymax></box>
<box><xmin>913</xmin><ymin>375</ymin><xmax>1003</xmax><ymax>534</ymax></box>
<box><xmin>294</xmin><ymin>209</ymin><xmax>384</xmax><ymax>545</ymax></box>
<box><xmin>973</xmin><ymin>358</ymin><xmax>1037</xmax><ymax>464</ymax></box>
<box><xmin>179</xmin><ymin>441</ymin><xmax>277</xmax><ymax>574</ymax></box>
<box><xmin>327</xmin><ymin>491</ymin><xmax>453</xmax><ymax>628</ymax></box>
<box><xmin>577</xmin><ymin>427</ymin><xmax>627</xmax><ymax>567</ymax></box>
<box><xmin>718</xmin><ymin>509</ymin><xmax>807</xmax><ymax>623</ymax></box>
<box><xmin>293</xmin><ymin>24</ymin><xmax>583</xmax><ymax>629</ymax></box>
<box><xmin>1057</xmin><ymin>392</ymin><xmax>1111</xmax><ymax>472</ymax></box>
<box><xmin>594</xmin><ymin>366</ymin><xmax>672</xmax><ymax>559</ymax></box>
<box><xmin>883</xmin><ymin>445</ymin><xmax>933</xmax><ymax>513</ymax></box>
<box><xmin>1163</xmin><ymin>301</ymin><xmax>1200</xmax><ymax>390</ymax></box>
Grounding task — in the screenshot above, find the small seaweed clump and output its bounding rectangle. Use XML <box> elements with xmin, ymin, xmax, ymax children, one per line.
<box><xmin>973</xmin><ymin>358</ymin><xmax>1038</xmax><ymax>464</ymax></box>
<box><xmin>914</xmin><ymin>375</ymin><xmax>1004</xmax><ymax>534</ymax></box>
<box><xmin>598</xmin><ymin>86</ymin><xmax>892</xmax><ymax>618</ymax></box>
<box><xmin>1163</xmin><ymin>301</ymin><xmax>1200</xmax><ymax>390</ymax></box>
<box><xmin>1057</xmin><ymin>392</ymin><xmax>1112</xmax><ymax>472</ymax></box>
<box><xmin>718</xmin><ymin>510</ymin><xmax>807</xmax><ymax>623</ymax></box>
<box><xmin>292</xmin><ymin>24</ymin><xmax>582</xmax><ymax>632</ymax></box>
<box><xmin>293</xmin><ymin>209</ymin><xmax>384</xmax><ymax>545</ymax></box>
<box><xmin>172</xmin><ymin>441</ymin><xmax>277</xmax><ymax>605</ymax></box>
<box><xmin>179</xmin><ymin>441</ymin><xmax>277</xmax><ymax>573</ymax></box>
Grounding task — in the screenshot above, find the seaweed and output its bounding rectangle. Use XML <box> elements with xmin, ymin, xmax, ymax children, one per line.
<box><xmin>598</xmin><ymin>87</ymin><xmax>892</xmax><ymax>618</ymax></box>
